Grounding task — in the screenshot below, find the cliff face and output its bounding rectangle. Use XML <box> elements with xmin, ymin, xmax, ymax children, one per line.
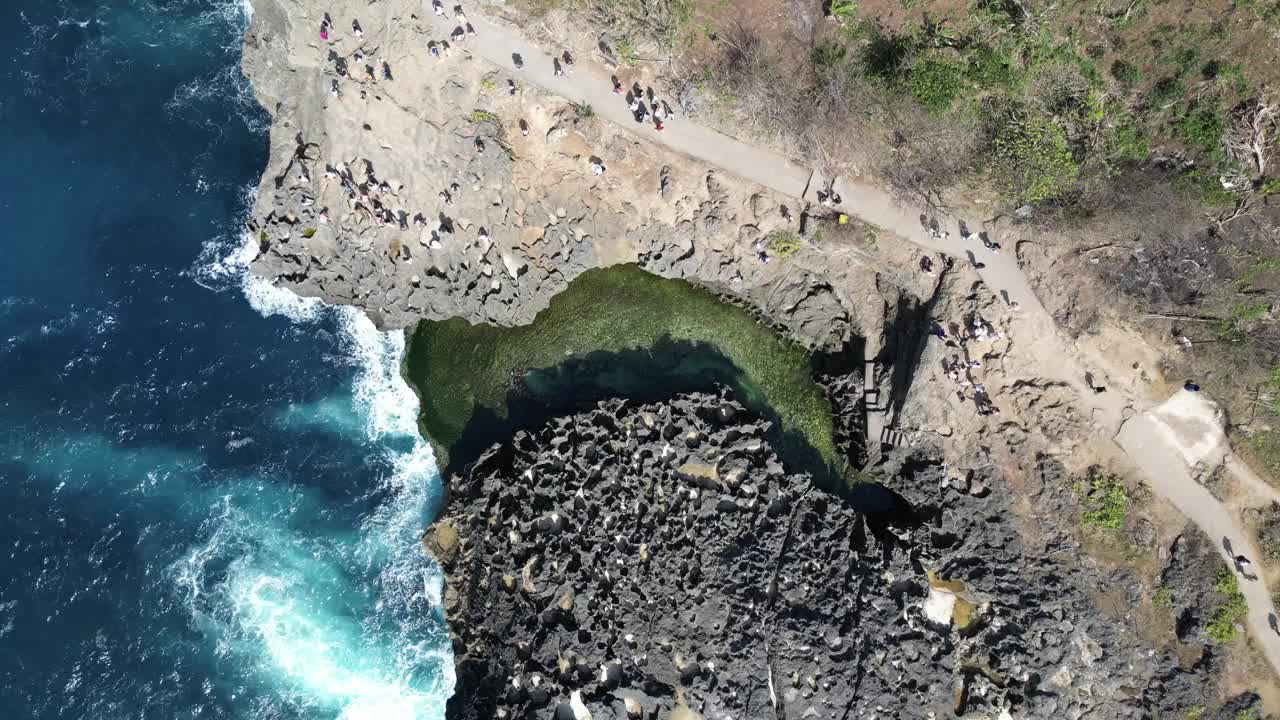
<box><xmin>423</xmin><ymin>390</ymin><xmax>1232</xmax><ymax>720</ymax></box>
<box><xmin>237</xmin><ymin>0</ymin><xmax>891</xmax><ymax>349</ymax></box>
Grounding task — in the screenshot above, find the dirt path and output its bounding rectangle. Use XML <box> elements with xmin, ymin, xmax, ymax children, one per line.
<box><xmin>424</xmin><ymin>3</ymin><xmax>1280</xmax><ymax>676</ymax></box>
<box><xmin>1228</xmin><ymin>454</ymin><xmax>1280</xmax><ymax>507</ymax></box>
<box><xmin>1117</xmin><ymin>403</ymin><xmax>1280</xmax><ymax>672</ymax></box>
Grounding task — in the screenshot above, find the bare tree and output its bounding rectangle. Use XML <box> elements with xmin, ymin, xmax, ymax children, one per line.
<box><xmin>1227</xmin><ymin>96</ymin><xmax>1276</xmax><ymax>179</ymax></box>
<box><xmin>1211</xmin><ymin>95</ymin><xmax>1277</xmax><ymax>229</ymax></box>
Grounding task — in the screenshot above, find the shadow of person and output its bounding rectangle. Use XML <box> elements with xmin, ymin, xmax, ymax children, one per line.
<box><xmin>1270</xmin><ymin>613</ymin><xmax>1279</xmax><ymax>636</ymax></box>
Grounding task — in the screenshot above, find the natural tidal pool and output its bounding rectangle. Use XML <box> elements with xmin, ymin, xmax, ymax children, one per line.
<box><xmin>403</xmin><ymin>264</ymin><xmax>846</xmax><ymax>487</ymax></box>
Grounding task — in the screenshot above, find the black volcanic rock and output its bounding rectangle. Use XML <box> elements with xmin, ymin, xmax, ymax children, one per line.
<box><xmin>423</xmin><ymin>391</ymin><xmax>1240</xmax><ymax>719</ymax></box>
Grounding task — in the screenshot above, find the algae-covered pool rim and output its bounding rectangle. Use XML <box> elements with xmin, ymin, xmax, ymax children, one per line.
<box><xmin>402</xmin><ymin>264</ymin><xmax>849</xmax><ymax>487</ymax></box>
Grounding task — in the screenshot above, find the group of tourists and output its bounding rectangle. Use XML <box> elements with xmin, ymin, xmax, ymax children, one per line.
<box><xmin>318</xmin><ymin>12</ymin><xmax>400</xmax><ymax>100</ymax></box>
<box><xmin>932</xmin><ymin>311</ymin><xmax>1003</xmax><ymax>416</ymax></box>
<box><xmin>612</xmin><ymin>77</ymin><xmax>675</xmax><ymax>132</ymax></box>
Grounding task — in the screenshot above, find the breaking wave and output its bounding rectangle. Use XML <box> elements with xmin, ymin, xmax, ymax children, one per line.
<box><xmin>168</xmin><ymin>238</ymin><xmax>453</xmax><ymax>719</ymax></box>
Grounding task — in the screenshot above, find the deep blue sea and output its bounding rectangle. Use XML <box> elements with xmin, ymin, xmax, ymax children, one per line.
<box><xmin>0</xmin><ymin>1</ymin><xmax>453</xmax><ymax>717</ymax></box>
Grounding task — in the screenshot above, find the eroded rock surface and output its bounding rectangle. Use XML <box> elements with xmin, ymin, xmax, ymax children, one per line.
<box><xmin>239</xmin><ymin>0</ymin><xmax>883</xmax><ymax>348</ymax></box>
<box><xmin>424</xmin><ymin>391</ymin><xmax>1235</xmax><ymax>719</ymax></box>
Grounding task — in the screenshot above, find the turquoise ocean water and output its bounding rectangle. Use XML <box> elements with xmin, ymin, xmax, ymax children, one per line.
<box><xmin>0</xmin><ymin>1</ymin><xmax>453</xmax><ymax>716</ymax></box>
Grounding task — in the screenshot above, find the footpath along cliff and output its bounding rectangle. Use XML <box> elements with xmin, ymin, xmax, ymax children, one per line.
<box><xmin>239</xmin><ymin>0</ymin><xmax>886</xmax><ymax>350</ymax></box>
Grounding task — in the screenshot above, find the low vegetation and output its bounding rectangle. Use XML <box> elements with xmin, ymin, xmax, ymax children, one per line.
<box><xmin>533</xmin><ymin>0</ymin><xmax>1273</xmax><ymax>224</ymax></box>
<box><xmin>1244</xmin><ymin>429</ymin><xmax>1280</xmax><ymax>480</ymax></box>
<box><xmin>766</xmin><ymin>230</ymin><xmax>803</xmax><ymax>258</ymax></box>
<box><xmin>1206</xmin><ymin>567</ymin><xmax>1248</xmax><ymax>643</ymax></box>
<box><xmin>1075</xmin><ymin>471</ymin><xmax>1128</xmax><ymax>529</ymax></box>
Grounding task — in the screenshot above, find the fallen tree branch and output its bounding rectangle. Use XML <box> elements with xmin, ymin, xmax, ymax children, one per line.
<box><xmin>1144</xmin><ymin>313</ymin><xmax>1221</xmax><ymax>323</ymax></box>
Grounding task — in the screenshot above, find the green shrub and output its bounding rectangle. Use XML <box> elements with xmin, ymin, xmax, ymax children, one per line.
<box><xmin>992</xmin><ymin>113</ymin><xmax>1080</xmax><ymax>203</ymax></box>
<box><xmin>1178</xmin><ymin>103</ymin><xmax>1226</xmax><ymax>161</ymax></box>
<box><xmin>1108</xmin><ymin>121</ymin><xmax>1150</xmax><ymax>162</ymax></box>
<box><xmin>831</xmin><ymin>0</ymin><xmax>857</xmax><ymax>19</ymax></box>
<box><xmin>469</xmin><ymin>109</ymin><xmax>500</xmax><ymax>124</ymax></box>
<box><xmin>1265</xmin><ymin>366</ymin><xmax>1280</xmax><ymax>392</ymax></box>
<box><xmin>861</xmin><ymin>29</ymin><xmax>913</xmax><ymax>80</ymax></box>
<box><xmin>766</xmin><ymin>231</ymin><xmax>803</xmax><ymax>258</ymax></box>
<box><xmin>1263</xmin><ymin>534</ymin><xmax>1280</xmax><ymax>561</ymax></box>
<box><xmin>1205</xmin><ymin>61</ymin><xmax>1253</xmax><ymax>95</ymax></box>
<box><xmin>1234</xmin><ymin>257</ymin><xmax>1280</xmax><ymax>288</ymax></box>
<box><xmin>910</xmin><ymin>55</ymin><xmax>964</xmax><ymax>112</ymax></box>
<box><xmin>813</xmin><ymin>42</ymin><xmax>848</xmax><ymax>69</ymax></box>
<box><xmin>1206</xmin><ymin>567</ymin><xmax>1247</xmax><ymax>642</ymax></box>
<box><xmin>1111</xmin><ymin>59</ymin><xmax>1141</xmax><ymax>87</ymax></box>
<box><xmin>1152</xmin><ymin>76</ymin><xmax>1186</xmax><ymax>103</ymax></box>
<box><xmin>571</xmin><ymin>102</ymin><xmax>595</xmax><ymax>119</ymax></box>
<box><xmin>966</xmin><ymin>46</ymin><xmax>1018</xmax><ymax>90</ymax></box>
<box><xmin>1076</xmin><ymin>472</ymin><xmax>1127</xmax><ymax>529</ymax></box>
<box><xmin>1188</xmin><ymin>170</ymin><xmax>1238</xmax><ymax>208</ymax></box>
<box><xmin>1172</xmin><ymin>47</ymin><xmax>1200</xmax><ymax>76</ymax></box>
<box><xmin>1244</xmin><ymin>430</ymin><xmax>1280</xmax><ymax>476</ymax></box>
<box><xmin>1153</xmin><ymin>585</ymin><xmax>1173</xmax><ymax>608</ymax></box>
<box><xmin>301</xmin><ymin>227</ymin><xmax>316</xmax><ymax>239</ymax></box>
<box><xmin>1210</xmin><ymin>302</ymin><xmax>1267</xmax><ymax>341</ymax></box>
<box><xmin>1235</xmin><ymin>0</ymin><xmax>1280</xmax><ymax>27</ymax></box>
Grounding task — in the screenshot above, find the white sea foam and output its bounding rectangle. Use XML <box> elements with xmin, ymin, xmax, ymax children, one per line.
<box><xmin>195</xmin><ymin>228</ymin><xmax>326</xmax><ymax>322</ymax></box>
<box><xmin>337</xmin><ymin>308</ymin><xmax>421</xmax><ymax>441</ymax></box>
<box><xmin>166</xmin><ymin>61</ymin><xmax>268</xmax><ymax>136</ymax></box>
<box><xmin>242</xmin><ymin>273</ymin><xmax>325</xmax><ymax>323</ymax></box>
<box><xmin>181</xmin><ymin>224</ymin><xmax>453</xmax><ymax>718</ymax></box>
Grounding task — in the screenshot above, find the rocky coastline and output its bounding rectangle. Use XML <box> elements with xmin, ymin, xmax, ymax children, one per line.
<box><xmin>236</xmin><ymin>0</ymin><xmax>1269</xmax><ymax>716</ymax></box>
